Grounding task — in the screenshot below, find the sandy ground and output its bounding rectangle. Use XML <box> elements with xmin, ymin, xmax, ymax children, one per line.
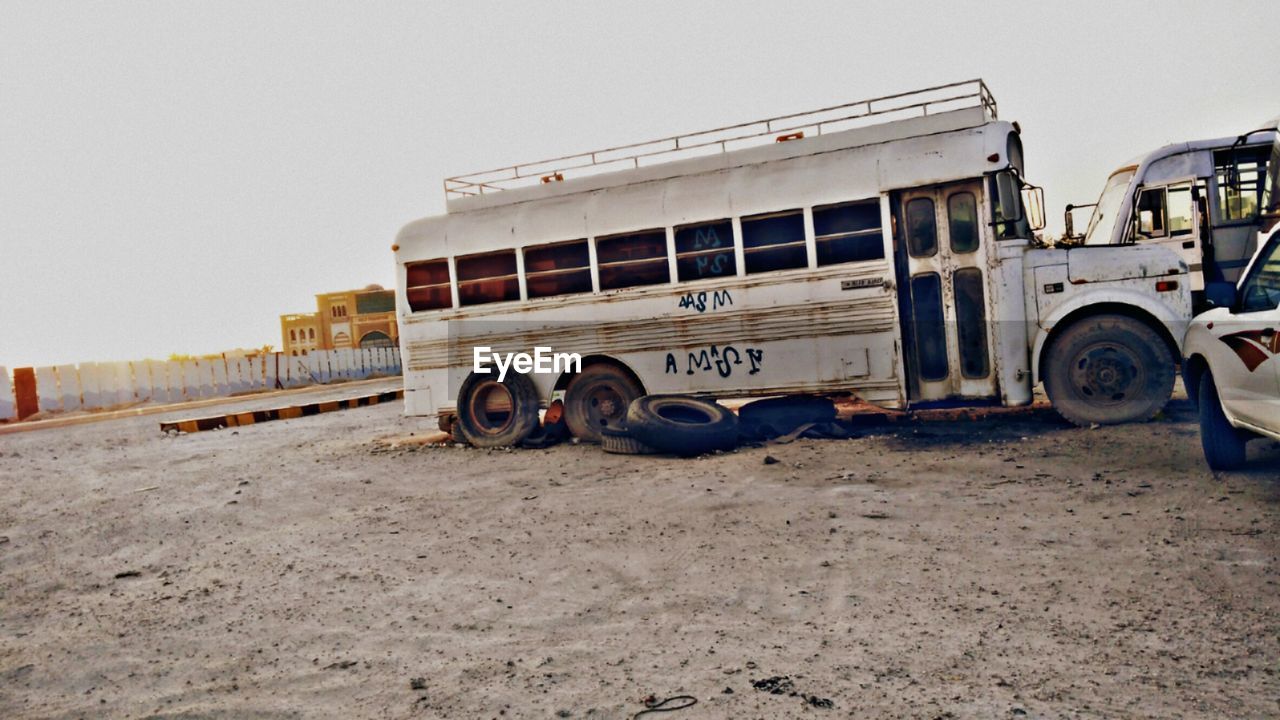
<box><xmin>1</xmin><ymin>388</ymin><xmax>1278</xmax><ymax>719</ymax></box>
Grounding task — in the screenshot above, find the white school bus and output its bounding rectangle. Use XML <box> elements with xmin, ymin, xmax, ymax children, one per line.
<box><xmin>394</xmin><ymin>80</ymin><xmax>1193</xmax><ymax>446</ymax></box>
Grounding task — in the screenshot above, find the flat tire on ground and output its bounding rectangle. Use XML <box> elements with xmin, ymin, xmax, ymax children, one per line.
<box><xmin>739</xmin><ymin>395</ymin><xmax>837</xmax><ymax>439</ymax></box>
<box><xmin>454</xmin><ymin>370</ymin><xmax>540</xmax><ymax>448</ymax></box>
<box><xmin>1043</xmin><ymin>314</ymin><xmax>1174</xmax><ymax>426</ymax></box>
<box><xmin>625</xmin><ymin>395</ymin><xmax>739</xmax><ymax>456</ymax></box>
<box><xmin>600</xmin><ymin>425</ymin><xmax>659</xmax><ymax>455</ymax></box>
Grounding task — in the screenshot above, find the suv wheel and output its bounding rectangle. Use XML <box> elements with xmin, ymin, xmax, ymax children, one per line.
<box><xmin>1198</xmin><ymin>371</ymin><xmax>1249</xmax><ymax>471</ymax></box>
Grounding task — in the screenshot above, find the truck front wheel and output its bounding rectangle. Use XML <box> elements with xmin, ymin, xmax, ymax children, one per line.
<box><xmin>1043</xmin><ymin>314</ymin><xmax>1174</xmax><ymax>426</ymax></box>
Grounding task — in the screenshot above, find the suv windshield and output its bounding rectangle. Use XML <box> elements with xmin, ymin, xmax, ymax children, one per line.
<box><xmin>1239</xmin><ymin>232</ymin><xmax>1280</xmax><ymax>313</ymax></box>
<box><xmin>1084</xmin><ymin>168</ymin><xmax>1136</xmax><ymax>245</ymax></box>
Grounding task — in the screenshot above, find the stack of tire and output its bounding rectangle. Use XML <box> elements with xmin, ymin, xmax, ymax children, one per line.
<box><xmin>450</xmin><ymin>366</ymin><xmax>836</xmax><ymax>456</ymax></box>
<box><xmin>605</xmin><ymin>395</ymin><xmax>739</xmax><ymax>457</ymax></box>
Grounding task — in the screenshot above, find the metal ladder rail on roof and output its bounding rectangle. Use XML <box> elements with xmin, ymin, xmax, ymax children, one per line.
<box><xmin>443</xmin><ymin>78</ymin><xmax>996</xmax><ymax>200</ymax></box>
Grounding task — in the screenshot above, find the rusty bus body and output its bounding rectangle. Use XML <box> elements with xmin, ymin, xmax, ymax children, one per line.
<box><xmin>395</xmin><ymin>80</ymin><xmax>1192</xmax><ymax>440</ymax></box>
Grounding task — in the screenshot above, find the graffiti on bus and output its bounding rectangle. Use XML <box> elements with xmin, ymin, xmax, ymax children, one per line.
<box><xmin>677</xmin><ymin>289</ymin><xmax>733</xmax><ymax>313</ymax></box>
<box><xmin>665</xmin><ymin>344</ymin><xmax>763</xmax><ymax>378</ymax></box>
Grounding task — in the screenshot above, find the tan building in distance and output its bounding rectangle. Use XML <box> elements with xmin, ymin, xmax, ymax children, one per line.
<box><xmin>280</xmin><ymin>313</ymin><xmax>321</xmax><ymax>356</ymax></box>
<box><xmin>280</xmin><ymin>284</ymin><xmax>398</xmax><ymax>356</ymax></box>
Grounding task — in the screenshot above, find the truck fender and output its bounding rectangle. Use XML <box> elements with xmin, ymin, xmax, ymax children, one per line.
<box><xmin>1030</xmin><ymin>288</ymin><xmax>1190</xmax><ymax>386</ymax></box>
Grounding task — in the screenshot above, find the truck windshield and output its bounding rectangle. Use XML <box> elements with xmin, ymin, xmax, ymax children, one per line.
<box><xmin>1084</xmin><ymin>168</ymin><xmax>1136</xmax><ymax>245</ymax></box>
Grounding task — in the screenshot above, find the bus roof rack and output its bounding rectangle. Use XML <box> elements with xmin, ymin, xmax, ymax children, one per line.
<box><xmin>444</xmin><ymin>79</ymin><xmax>997</xmax><ymax>201</ymax></box>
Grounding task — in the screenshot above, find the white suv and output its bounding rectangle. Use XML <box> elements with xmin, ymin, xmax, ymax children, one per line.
<box><xmin>1184</xmin><ymin>227</ymin><xmax>1280</xmax><ymax>470</ymax></box>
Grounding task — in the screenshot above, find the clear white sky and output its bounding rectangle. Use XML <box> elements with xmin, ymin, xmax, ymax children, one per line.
<box><xmin>2</xmin><ymin>0</ymin><xmax>1276</xmax><ymax>369</ymax></box>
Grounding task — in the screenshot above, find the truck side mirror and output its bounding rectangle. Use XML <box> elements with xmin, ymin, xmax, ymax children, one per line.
<box><xmin>1021</xmin><ymin>185</ymin><xmax>1046</xmax><ymax>231</ymax></box>
<box><xmin>1204</xmin><ymin>282</ymin><xmax>1237</xmax><ymax>310</ymax></box>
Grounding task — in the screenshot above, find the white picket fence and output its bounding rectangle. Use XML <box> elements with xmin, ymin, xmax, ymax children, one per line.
<box><xmin>0</xmin><ymin>347</ymin><xmax>401</xmax><ymax>420</ymax></box>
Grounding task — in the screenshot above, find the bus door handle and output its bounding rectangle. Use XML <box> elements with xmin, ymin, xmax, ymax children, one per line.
<box><xmin>1182</xmin><ymin>240</ymin><xmax>1196</xmax><ymax>249</ymax></box>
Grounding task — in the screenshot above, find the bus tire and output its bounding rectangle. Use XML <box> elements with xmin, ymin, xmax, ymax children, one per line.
<box><xmin>564</xmin><ymin>364</ymin><xmax>644</xmax><ymax>443</ymax></box>
<box><xmin>625</xmin><ymin>395</ymin><xmax>739</xmax><ymax>456</ymax></box>
<box><xmin>739</xmin><ymin>395</ymin><xmax>837</xmax><ymax>439</ymax></box>
<box><xmin>1197</xmin><ymin>371</ymin><xmax>1248</xmax><ymax>471</ymax></box>
<box><xmin>601</xmin><ymin>425</ymin><xmax>659</xmax><ymax>455</ymax></box>
<box><xmin>1043</xmin><ymin>314</ymin><xmax>1174</xmax><ymax>426</ymax></box>
<box><xmin>454</xmin><ymin>370</ymin><xmax>540</xmax><ymax>448</ymax></box>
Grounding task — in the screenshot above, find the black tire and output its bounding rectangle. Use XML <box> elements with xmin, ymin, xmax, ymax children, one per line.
<box><xmin>1043</xmin><ymin>314</ymin><xmax>1175</xmax><ymax>426</ymax></box>
<box><xmin>564</xmin><ymin>364</ymin><xmax>644</xmax><ymax>443</ymax></box>
<box><xmin>454</xmin><ymin>370</ymin><xmax>540</xmax><ymax>448</ymax></box>
<box><xmin>1198</xmin><ymin>371</ymin><xmax>1248</xmax><ymax>471</ymax></box>
<box><xmin>600</xmin><ymin>425</ymin><xmax>659</xmax><ymax>455</ymax></box>
<box><xmin>739</xmin><ymin>395</ymin><xmax>837</xmax><ymax>439</ymax></box>
<box><xmin>625</xmin><ymin>395</ymin><xmax>739</xmax><ymax>456</ymax></box>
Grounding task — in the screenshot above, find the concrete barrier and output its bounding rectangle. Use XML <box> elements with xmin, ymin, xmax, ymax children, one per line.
<box><xmin>329</xmin><ymin>350</ymin><xmax>344</xmax><ymax>381</ymax></box>
<box><xmin>112</xmin><ymin>362</ymin><xmax>127</xmax><ymax>405</ymax></box>
<box><xmin>4</xmin><ymin>348</ymin><xmax>402</xmax><ymax>421</ymax></box>
<box><xmin>314</xmin><ymin>351</ymin><xmax>331</xmax><ymax>384</ymax></box>
<box><xmin>211</xmin><ymin>359</ymin><xmax>229</xmax><ymax>396</ymax></box>
<box><xmin>79</xmin><ymin>362</ymin><xmax>100</xmax><ymax>409</ymax></box>
<box><xmin>340</xmin><ymin>348</ymin><xmax>354</xmax><ymax>380</ymax></box>
<box><xmin>98</xmin><ymin>362</ymin><xmax>120</xmax><ymax>408</ymax></box>
<box><xmin>230</xmin><ymin>356</ymin><xmax>249</xmax><ymax>393</ymax></box>
<box><xmin>56</xmin><ymin>364</ymin><xmax>81</xmax><ymax>411</ymax></box>
<box><xmin>179</xmin><ymin>361</ymin><xmax>199</xmax><ymax>400</ymax></box>
<box><xmin>351</xmin><ymin>348</ymin><xmax>364</xmax><ymax>379</ymax></box>
<box><xmin>133</xmin><ymin>361</ymin><xmax>151</xmax><ymax>403</ymax></box>
<box><xmin>13</xmin><ymin>368</ymin><xmax>38</xmax><ymax>419</ymax></box>
<box><xmin>112</xmin><ymin>362</ymin><xmax>132</xmax><ymax>406</ymax></box>
<box><xmin>36</xmin><ymin>366</ymin><xmax>60</xmax><ymax>413</ymax></box>
<box><xmin>289</xmin><ymin>356</ymin><xmax>309</xmax><ymax>387</ymax></box>
<box><xmin>143</xmin><ymin>360</ymin><xmax>163</xmax><ymax>404</ymax></box>
<box><xmin>246</xmin><ymin>355</ymin><xmax>262</xmax><ymax>390</ymax></box>
<box><xmin>0</xmin><ymin>367</ymin><xmax>14</xmax><ymax>420</ymax></box>
<box><xmin>164</xmin><ymin>361</ymin><xmax>184</xmax><ymax>403</ymax></box>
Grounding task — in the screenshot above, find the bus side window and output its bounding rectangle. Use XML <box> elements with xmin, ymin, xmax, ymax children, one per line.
<box><xmin>406</xmin><ymin>258</ymin><xmax>452</xmax><ymax>311</ymax></box>
<box><xmin>597</xmin><ymin>229</ymin><xmax>670</xmax><ymax>290</ymax></box>
<box><xmin>456</xmin><ymin>250</ymin><xmax>520</xmax><ymax>306</ymax></box>
<box><xmin>1135</xmin><ymin>187</ymin><xmax>1167</xmax><ymax>238</ymax></box>
<box><xmin>675</xmin><ymin>220</ymin><xmax>735</xmax><ymax>281</ymax></box>
<box><xmin>524</xmin><ymin>240</ymin><xmax>592</xmax><ymax>298</ymax></box>
<box><xmin>813</xmin><ymin>200</ymin><xmax>883</xmax><ymax>265</ymax></box>
<box><xmin>741</xmin><ymin>210</ymin><xmax>807</xmax><ymax>274</ymax></box>
<box><xmin>1214</xmin><ymin>148</ymin><xmax>1268</xmax><ymax>224</ymax></box>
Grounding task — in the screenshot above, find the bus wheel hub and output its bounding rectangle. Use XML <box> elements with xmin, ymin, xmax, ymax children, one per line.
<box><xmin>591</xmin><ymin>390</ymin><xmax>621</xmax><ymax>419</ymax></box>
<box><xmin>1075</xmin><ymin>346</ymin><xmax>1138</xmax><ymax>400</ymax></box>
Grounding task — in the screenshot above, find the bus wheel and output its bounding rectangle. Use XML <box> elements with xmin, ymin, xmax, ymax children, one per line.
<box><xmin>626</xmin><ymin>395</ymin><xmax>739</xmax><ymax>456</ymax></box>
<box><xmin>563</xmin><ymin>364</ymin><xmax>643</xmax><ymax>443</ymax></box>
<box><xmin>1044</xmin><ymin>314</ymin><xmax>1174</xmax><ymax>426</ymax></box>
<box><xmin>455</xmin><ymin>371</ymin><xmax>540</xmax><ymax>448</ymax></box>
